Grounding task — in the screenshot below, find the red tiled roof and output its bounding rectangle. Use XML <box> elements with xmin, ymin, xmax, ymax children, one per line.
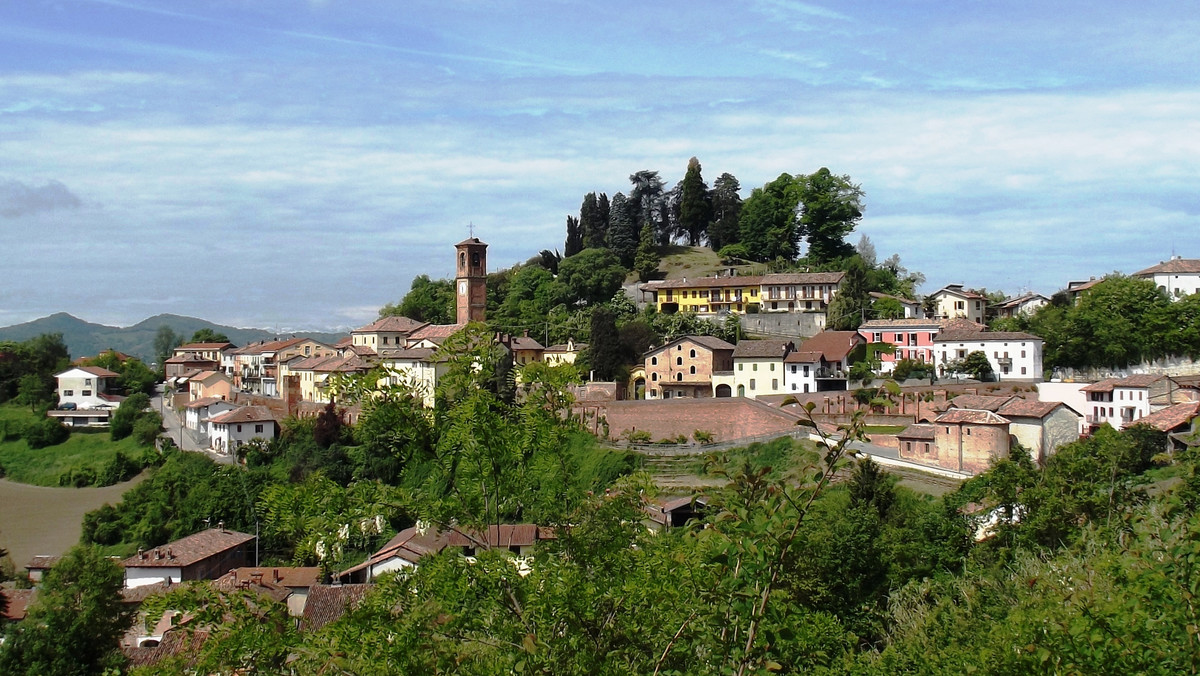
<box><xmin>353</xmin><ymin>316</ymin><xmax>429</xmax><ymax>334</ymax></box>
<box><xmin>447</xmin><ymin>524</ymin><xmax>556</xmax><ymax>549</ymax></box>
<box><xmin>936</xmin><ymin>409</ymin><xmax>1009</xmax><ymax>425</ymax></box>
<box><xmin>25</xmin><ymin>554</ymin><xmax>60</xmax><ymax>571</ymax></box>
<box><xmin>122</xmin><ymin>528</ymin><xmax>255</xmax><ymax>569</ymax></box>
<box><xmin>798</xmin><ymin>331</ymin><xmax>863</xmax><ymax>362</ymax></box>
<box><xmin>409</xmin><ymin>323</ymin><xmax>462</xmax><ymax>343</ymax></box>
<box><xmin>339</xmin><ymin>527</ymin><xmax>452</xmax><ymax>579</ymax></box>
<box><xmin>932</xmin><ymin>285</ymin><xmax>987</xmax><ymax>300</ymax></box>
<box><xmin>1134</xmin><ymin>402</ymin><xmax>1200</xmax><ymax>432</ymax></box>
<box><xmin>176</xmin><ymin>342</ymin><xmax>235</xmax><ymax>351</ymax></box>
<box><xmin>783</xmin><ymin>350</ymin><xmax>824</xmax><ymax>364</ymax></box>
<box><xmin>72</xmin><ymin>365</ymin><xmax>121</xmax><ymax>378</ymax></box>
<box><xmin>457</xmin><ymin>236</ymin><xmax>487</xmax><ymax>247</ymax></box>
<box><xmin>301</xmin><ymin>584</ymin><xmax>373</xmax><ymax>632</ymax></box>
<box><xmin>1134</xmin><ymin>258</ymin><xmax>1200</xmax><ymax>276</ymax></box>
<box><xmin>761</xmin><ymin>271</ymin><xmax>846</xmax><ymax>285</ymax></box>
<box><xmin>946</xmin><ymin>394</ymin><xmax>1015</xmax><ymax>412</ymax></box>
<box><xmin>208</xmin><ymin>406</ymin><xmax>278</xmax><ymax>425</ymax></box>
<box><xmin>644</xmin><ymin>275</ymin><xmax>766</xmax><ymax>290</ymax></box>
<box><xmin>997</xmin><ymin>399</ymin><xmax>1072</xmax><ymax>419</ymax></box>
<box><xmin>227</xmin><ymin>566</ymin><xmax>321</xmax><ymax>589</ymax></box>
<box><xmin>1082</xmin><ymin>375</ymin><xmax>1164</xmax><ymax>392</ymax></box>
<box><xmin>183</xmin><ymin>396</ymin><xmax>229</xmax><ymax>409</ymax></box>
<box><xmin>733</xmin><ymin>339</ymin><xmax>794</xmax><ymax>359</ymax></box>
<box><xmin>860</xmin><ymin>318</ymin><xmax>943</xmax><ymax>329</ymax></box>
<box><xmin>2</xmin><ymin>588</ymin><xmax>35</xmax><ymax>621</ymax></box>
<box><xmin>897</xmin><ymin>423</ymin><xmax>937</xmax><ymax>440</ymax></box>
<box><xmin>935</xmin><ymin>330</ymin><xmax>1041</xmax><ymax>342</ymax></box>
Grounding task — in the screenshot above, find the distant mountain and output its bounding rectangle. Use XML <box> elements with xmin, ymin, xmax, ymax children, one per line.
<box><xmin>0</xmin><ymin>313</ymin><xmax>347</xmax><ymax>363</ymax></box>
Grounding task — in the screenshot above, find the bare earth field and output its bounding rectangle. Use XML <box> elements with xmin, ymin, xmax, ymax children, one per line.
<box><xmin>0</xmin><ymin>473</ymin><xmax>145</xmax><ymax>569</ymax></box>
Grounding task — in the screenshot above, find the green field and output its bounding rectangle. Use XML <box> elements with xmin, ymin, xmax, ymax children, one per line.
<box><xmin>0</xmin><ymin>404</ymin><xmax>146</xmax><ymax>486</ymax></box>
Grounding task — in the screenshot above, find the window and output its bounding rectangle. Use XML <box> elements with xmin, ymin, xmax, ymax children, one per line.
<box><xmin>772</xmin><ymin>378</ymin><xmax>778</xmax><ymax>389</ymax></box>
<box><xmin>1021</xmin><ymin>350</ymin><xmax>1026</xmax><ymax>357</ymax></box>
<box><xmin>803</xmin><ymin>365</ymin><xmax>809</xmax><ymax>376</ymax></box>
<box><xmin>752</xmin><ymin>363</ymin><xmax>758</xmax><ymax>371</ymax></box>
<box><xmin>966</xmin><ymin>428</ymin><xmax>971</xmax><ymax>436</ymax></box>
<box><xmin>676</xmin><ymin>373</ymin><xmax>683</xmax><ymax>381</ymax></box>
<box><xmin>63</xmin><ymin>390</ymin><xmax>73</xmax><ymax>396</ymax></box>
<box><xmin>738</xmin><ymin>363</ymin><xmax>743</xmax><ymax>371</ymax></box>
<box><xmin>690</xmin><ymin>366</ymin><xmax>696</xmax><ymax>375</ymax></box>
<box><xmin>804</xmin><ymin>384</ymin><xmax>810</xmax><ymax>393</ymax></box>
<box><xmin>677</xmin><ymin>345</ymin><xmax>682</xmax><ymax>351</ymax></box>
<box><xmin>651</xmin><ymin>357</ymin><xmax>658</xmax><ymax>365</ymax></box>
<box><xmin>873</xmin><ymin>332</ymin><xmax>882</xmax><ymax>342</ymax></box>
<box><xmin>305</xmin><ymin>346</ymin><xmax>311</xmax><ymax>355</ymax></box>
<box><xmin>82</xmin><ymin>390</ymin><xmax>91</xmax><ymax>396</ymax></box>
<box><xmin>769</xmin><ymin>363</ymin><xmax>775</xmax><ymax>371</ymax></box>
<box><xmin>255</xmin><ymin>424</ymin><xmax>264</xmax><ymax>433</ymax></box>
<box><xmin>237</xmin><ymin>424</ymin><xmax>243</xmax><ymax>433</ymax></box>
<box><xmin>690</xmin><ymin>349</ymin><xmax>696</xmax><ymax>358</ymax></box>
<box><xmin>790</xmin><ymin>365</ymin><xmax>797</xmax><ymax>373</ymax></box>
<box><xmin>652</xmin><ymin>373</ymin><xmax>658</xmax><ymax>382</ymax></box>
<box><xmin>1021</xmin><ymin>367</ymin><xmax>1027</xmax><ymax>374</ymax></box>
<box><xmin>749</xmin><ymin>379</ymin><xmax>756</xmax><ymax>390</ymax></box>
<box><xmin>676</xmin><ymin>356</ymin><xmax>683</xmax><ymax>366</ymax></box>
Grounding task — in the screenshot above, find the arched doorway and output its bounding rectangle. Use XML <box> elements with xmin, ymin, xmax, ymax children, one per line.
<box><xmin>737</xmin><ymin>384</ymin><xmax>745</xmax><ymax>397</ymax></box>
<box><xmin>715</xmin><ymin>384</ymin><xmax>732</xmax><ymax>397</ymax></box>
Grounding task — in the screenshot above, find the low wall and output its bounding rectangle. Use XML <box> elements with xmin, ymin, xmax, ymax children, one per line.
<box><xmin>740</xmin><ymin>312</ymin><xmax>825</xmax><ymax>339</ymax></box>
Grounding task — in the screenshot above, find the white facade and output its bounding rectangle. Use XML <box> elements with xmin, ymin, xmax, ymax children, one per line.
<box><xmin>731</xmin><ymin>357</ymin><xmax>787</xmax><ymax>398</ymax></box>
<box><xmin>381</xmin><ymin>353</ymin><xmax>446</xmax><ymax>408</ymax></box>
<box><xmin>934</xmin><ymin>333</ymin><xmax>1043</xmax><ymax>381</ymax></box>
<box><xmin>55</xmin><ymin>367</ymin><xmax>117</xmax><ymax>410</ymax></box>
<box><xmin>185</xmin><ymin>400</ymin><xmax>237</xmax><ymax>435</ymax></box>
<box><xmin>125</xmin><ymin>565</ymin><xmax>183</xmax><ymax>589</ymax></box>
<box><xmin>928</xmin><ymin>285</ymin><xmax>987</xmax><ymax>324</ymax></box>
<box><xmin>1135</xmin><ymin>257</ymin><xmax>1200</xmax><ymax>299</ymax></box>
<box><xmin>783</xmin><ymin>355</ymin><xmax>820</xmax><ymax>394</ymax></box>
<box><xmin>209</xmin><ymin>414</ymin><xmax>277</xmax><ymax>454</ymax></box>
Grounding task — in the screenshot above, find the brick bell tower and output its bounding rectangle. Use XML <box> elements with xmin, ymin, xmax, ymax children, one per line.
<box><xmin>455</xmin><ymin>236</ymin><xmax>488</xmax><ymax>324</ymax></box>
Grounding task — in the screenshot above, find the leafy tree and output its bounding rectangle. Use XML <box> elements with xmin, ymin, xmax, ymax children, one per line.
<box><xmin>152</xmin><ymin>325</ymin><xmax>181</xmax><ymax>367</ymax></box>
<box><xmin>739</xmin><ymin>172</ymin><xmax>803</xmax><ymax>261</ymax></box>
<box><xmin>15</xmin><ymin>373</ymin><xmax>53</xmax><ymax>411</ymax></box>
<box><xmin>717</xmin><ymin>243</ymin><xmax>752</xmax><ymax>264</ymax></box>
<box><xmin>797</xmin><ymin>168</ymin><xmax>864</xmax><ymax>264</ymax></box>
<box><xmin>848</xmin><ymin>457</ymin><xmax>896</xmax><ymax>518</ymax></box>
<box><xmin>557</xmin><ymin>248</ymin><xmax>626</xmax><ymax>308</ymax></box>
<box><xmin>827</xmin><ymin>255</ymin><xmax>872</xmax><ymax>330</ymax></box>
<box><xmin>855</xmin><ymin>234</ymin><xmax>877</xmax><ymax>267</ymax></box>
<box><xmin>951</xmin><ymin>350</ymin><xmax>994</xmax><ymax>381</ymax></box>
<box><xmin>678</xmin><ymin>157</ymin><xmax>711</xmax><ymax>246</ymax></box>
<box><xmin>708</xmin><ymin>172</ymin><xmax>743</xmax><ymax>251</ymax></box>
<box><xmin>564</xmin><ymin>215</ymin><xmax>583</xmax><ymax>257</ymax></box>
<box><xmin>312</xmin><ymin>401</ymin><xmax>344</xmax><ymax>449</ymax></box>
<box><xmin>633</xmin><ymin>223</ymin><xmax>660</xmax><ymax>282</ymax></box>
<box><xmin>380</xmin><ymin>274</ymin><xmax>455</xmax><ymax>324</ymax></box>
<box><xmin>587</xmin><ymin>307</ymin><xmax>623</xmax><ymax>382</ymax></box>
<box><xmin>0</xmin><ymin>546</ymin><xmax>135</xmax><ymax>675</ymax></box>
<box><xmin>871</xmin><ymin>295</ymin><xmax>906</xmax><ymax>319</ymax></box>
<box><xmin>110</xmin><ymin>392</ymin><xmax>150</xmax><ymax>441</ymax></box>
<box><xmin>493</xmin><ymin>264</ymin><xmax>565</xmax><ymax>333</ymax></box>
<box><xmin>188</xmin><ymin>328</ymin><xmax>230</xmax><ymax>343</ymax></box>
<box><xmin>628</xmin><ymin>169</ymin><xmax>667</xmax><ymax>244</ymax></box>
<box><xmin>606</xmin><ymin>192</ymin><xmax>638</xmax><ymax>267</ymax></box>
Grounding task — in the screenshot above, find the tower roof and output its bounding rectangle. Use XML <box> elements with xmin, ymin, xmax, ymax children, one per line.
<box><xmin>456</xmin><ymin>237</ymin><xmax>487</xmax><ymax>247</ymax></box>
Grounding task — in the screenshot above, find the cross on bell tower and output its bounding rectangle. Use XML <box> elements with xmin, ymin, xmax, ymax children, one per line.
<box><xmin>455</xmin><ymin>233</ymin><xmax>488</xmax><ymax>324</ymax></box>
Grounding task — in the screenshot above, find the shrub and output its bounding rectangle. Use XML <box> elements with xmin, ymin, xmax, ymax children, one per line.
<box><xmin>717</xmin><ymin>243</ymin><xmax>751</xmax><ymax>264</ymax></box>
<box><xmin>96</xmin><ymin>453</ymin><xmax>141</xmax><ymax>486</ymax></box>
<box><xmin>58</xmin><ymin>465</ymin><xmax>97</xmax><ymax>487</ymax></box>
<box><xmin>693</xmin><ymin>430</ymin><xmax>714</xmax><ymax>444</ymax></box>
<box><xmin>623</xmin><ymin>429</ymin><xmax>652</xmax><ymax>445</ymax></box>
<box><xmin>110</xmin><ymin>392</ymin><xmax>151</xmax><ymax>441</ymax></box>
<box><xmin>131</xmin><ymin>412</ymin><xmax>163</xmax><ymax>447</ymax></box>
<box><xmin>24</xmin><ymin>416</ymin><xmax>70</xmax><ymax>449</ymax></box>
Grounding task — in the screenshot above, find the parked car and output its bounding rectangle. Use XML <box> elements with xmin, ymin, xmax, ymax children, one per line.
<box><xmin>60</xmin><ymin>402</ymin><xmax>77</xmax><ymax>411</ymax></box>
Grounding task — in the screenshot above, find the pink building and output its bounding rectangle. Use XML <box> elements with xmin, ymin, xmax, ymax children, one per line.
<box><xmin>858</xmin><ymin>318</ymin><xmax>985</xmax><ymax>373</ymax></box>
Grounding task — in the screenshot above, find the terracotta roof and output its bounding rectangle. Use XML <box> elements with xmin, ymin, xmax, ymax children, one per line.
<box><xmin>183</xmin><ymin>396</ymin><xmax>229</xmax><ymax>410</ymax></box>
<box><xmin>946</xmin><ymin>394</ymin><xmax>1015</xmax><ymax>412</ymax></box>
<box><xmin>2</xmin><ymin>588</ymin><xmax>35</xmax><ymax>621</ymax></box>
<box><xmin>234</xmin><ymin>337</ymin><xmax>310</xmax><ymax>355</ymax></box>
<box><xmin>25</xmin><ymin>554</ymin><xmax>60</xmax><ymax>571</ymax></box>
<box><xmin>783</xmin><ymin>350</ymin><xmax>824</xmax><ymax>364</ymax></box>
<box><xmin>869</xmin><ymin>291</ymin><xmax>918</xmax><ymax>304</ymax></box>
<box><xmin>860</xmin><ymin>318</ymin><xmax>943</xmax><ymax>329</ymax></box>
<box><xmin>935</xmin><ymin>409</ymin><xmax>1010</xmax><ymax>425</ymax></box>
<box><xmin>353</xmin><ymin>316</ymin><xmax>429</xmax><ymax>334</ymax></box>
<box><xmin>798</xmin><ymin>331</ymin><xmax>863</xmax><ymax>362</ymax></box>
<box><xmin>1134</xmin><ymin>402</ymin><xmax>1200</xmax><ymax>432</ymax></box>
<box><xmin>1082</xmin><ymin>375</ymin><xmax>1164</xmax><ymax>392</ymax></box>
<box><xmin>447</xmin><ymin>524</ymin><xmax>556</xmax><ymax>549</ymax></box>
<box><xmin>545</xmin><ymin>342</ymin><xmax>587</xmax><ymax>353</ymax></box>
<box><xmin>119</xmin><ymin>580</ymin><xmax>177</xmax><ymax>604</ymax></box>
<box><xmin>208</xmin><ymin>406</ymin><xmax>278</xmax><ymax>425</ymax></box>
<box><xmin>997</xmin><ymin>399</ymin><xmax>1073</xmax><ymax>419</ymax></box>
<box><xmin>644</xmin><ymin>495</ymin><xmax>709</xmax><ymax>526</ymax></box>
<box><xmin>71</xmin><ymin>365</ymin><xmax>121</xmax><ymax>378</ymax></box>
<box><xmin>510</xmin><ymin>336</ymin><xmax>545</xmax><ymax>351</ymax></box>
<box><xmin>1134</xmin><ymin>258</ymin><xmax>1200</xmax><ymax>276</ymax></box>
<box><xmin>409</xmin><ymin>323</ymin><xmax>462</xmax><ymax>343</ymax></box>
<box><xmin>647</xmin><ymin>335</ymin><xmax>735</xmax><ymax>357</ymax></box>
<box><xmin>644</xmin><ymin>275</ymin><xmax>765</xmax><ymax>290</ymax></box>
<box><xmin>761</xmin><ymin>271</ymin><xmax>845</xmax><ymax>285</ymax></box>
<box><xmin>897</xmin><ymin>423</ymin><xmax>937</xmax><ymax>440</ymax></box>
<box><xmin>935</xmin><ymin>330</ymin><xmax>1041</xmax><ymax>342</ymax></box>
<box><xmin>123</xmin><ymin>628</ymin><xmax>209</xmax><ymax>668</ymax></box>
<box><xmin>383</xmin><ymin>347</ymin><xmax>438</xmax><ymax>362</ymax></box>
<box><xmin>995</xmin><ymin>293</ymin><xmax>1049</xmax><ymax>309</ymax></box>
<box><xmin>457</xmin><ymin>236</ymin><xmax>487</xmax><ymax>246</ymax></box>
<box><xmin>939</xmin><ymin>318</ymin><xmax>988</xmax><ymax>333</ymax></box>
<box><xmin>210</xmin><ymin>571</ymin><xmax>292</xmax><ymax>603</ymax></box>
<box><xmin>733</xmin><ymin>339</ymin><xmax>794</xmax><ymax>359</ymax></box>
<box><xmin>228</xmin><ymin>566</ymin><xmax>321</xmax><ymax>589</ymax></box>
<box><xmin>176</xmin><ymin>342</ymin><xmax>235</xmax><ymax>351</ymax></box>
<box><xmin>190</xmin><ymin>370</ymin><xmax>229</xmax><ymax>384</ymax></box>
<box><xmin>301</xmin><ymin>584</ymin><xmax>372</xmax><ymax>632</ymax></box>
<box><xmin>122</xmin><ymin>528</ymin><xmax>255</xmax><ymax>569</ymax></box>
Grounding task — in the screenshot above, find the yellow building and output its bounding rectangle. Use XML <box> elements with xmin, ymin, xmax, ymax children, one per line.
<box><xmin>642</xmin><ymin>276</ymin><xmax>764</xmax><ymax>314</ymax></box>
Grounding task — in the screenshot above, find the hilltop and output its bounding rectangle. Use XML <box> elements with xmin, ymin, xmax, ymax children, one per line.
<box><xmin>0</xmin><ymin>313</ymin><xmax>345</xmax><ymax>362</ymax></box>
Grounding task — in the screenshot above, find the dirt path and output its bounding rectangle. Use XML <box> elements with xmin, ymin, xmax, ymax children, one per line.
<box><xmin>0</xmin><ymin>473</ymin><xmax>146</xmax><ymax>570</ymax></box>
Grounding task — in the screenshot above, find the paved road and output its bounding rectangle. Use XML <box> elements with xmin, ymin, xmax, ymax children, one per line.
<box><xmin>152</xmin><ymin>388</ymin><xmax>234</xmax><ymax>465</ymax></box>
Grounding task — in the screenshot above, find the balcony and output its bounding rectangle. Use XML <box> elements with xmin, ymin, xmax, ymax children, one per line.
<box><xmin>815</xmin><ymin>368</ymin><xmax>847</xmax><ymax>379</ymax></box>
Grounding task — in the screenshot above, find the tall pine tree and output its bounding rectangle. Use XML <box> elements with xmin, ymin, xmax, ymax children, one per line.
<box><xmin>679</xmin><ymin>157</ymin><xmax>711</xmax><ymax>246</ymax></box>
<box><xmin>634</xmin><ymin>223</ymin><xmax>661</xmax><ymax>282</ymax></box>
<box><xmin>565</xmin><ymin>215</ymin><xmax>583</xmax><ymax>257</ymax></box>
<box><xmin>606</xmin><ymin>192</ymin><xmax>638</xmax><ymax>268</ymax></box>
<box><xmin>708</xmin><ymin>172</ymin><xmax>743</xmax><ymax>251</ymax></box>
<box><xmin>580</xmin><ymin>192</ymin><xmax>606</xmax><ymax>250</ymax></box>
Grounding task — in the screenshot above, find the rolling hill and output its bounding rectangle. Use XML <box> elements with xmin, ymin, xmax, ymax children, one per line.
<box><xmin>0</xmin><ymin>313</ymin><xmax>346</xmax><ymax>362</ymax></box>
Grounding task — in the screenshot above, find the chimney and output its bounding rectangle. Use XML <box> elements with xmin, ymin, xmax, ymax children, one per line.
<box><xmin>154</xmin><ymin>549</ymin><xmax>162</xmax><ymax>560</ymax></box>
<box><xmin>167</xmin><ymin>548</ymin><xmax>173</xmax><ymax>559</ymax></box>
<box><xmin>273</xmin><ymin>568</ymin><xmax>281</xmax><ymax>583</ymax></box>
<box><xmin>137</xmin><ymin>548</ymin><xmax>144</xmax><ymax>559</ymax></box>
<box><xmin>218</xmin><ymin>520</ymin><xmax>225</xmax><ymax>532</ymax></box>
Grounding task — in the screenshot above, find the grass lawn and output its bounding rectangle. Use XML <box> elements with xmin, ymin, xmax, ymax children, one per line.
<box><xmin>0</xmin><ymin>403</ymin><xmax>145</xmax><ymax>486</ymax></box>
<box><xmin>864</xmin><ymin>425</ymin><xmax>908</xmax><ymax>435</ymax></box>
<box><xmin>629</xmin><ymin>245</ymin><xmax>761</xmax><ymax>284</ymax></box>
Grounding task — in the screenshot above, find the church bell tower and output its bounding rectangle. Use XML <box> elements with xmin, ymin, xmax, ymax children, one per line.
<box><xmin>455</xmin><ymin>237</ymin><xmax>487</xmax><ymax>324</ymax></box>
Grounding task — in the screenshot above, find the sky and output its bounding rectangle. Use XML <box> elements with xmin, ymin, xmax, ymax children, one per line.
<box><xmin>1</xmin><ymin>0</ymin><xmax>1197</xmax><ymax>332</ymax></box>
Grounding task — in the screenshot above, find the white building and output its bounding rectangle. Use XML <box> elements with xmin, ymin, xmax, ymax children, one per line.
<box><xmin>1080</xmin><ymin>375</ymin><xmax>1162</xmax><ymax>432</ymax></box>
<box><xmin>927</xmin><ymin>284</ymin><xmax>988</xmax><ymax>324</ymax></box>
<box><xmin>933</xmin><ymin>330</ymin><xmax>1043</xmax><ymax>381</ymax></box>
<box><xmin>48</xmin><ymin>366</ymin><xmax>124</xmax><ymax>427</ymax></box>
<box><xmin>994</xmin><ymin>293</ymin><xmax>1050</xmax><ymax>318</ymax></box>
<box><xmin>783</xmin><ymin>350</ymin><xmax>822</xmax><ymax>394</ymax></box>
<box><xmin>208</xmin><ymin>406</ymin><xmax>278</xmax><ymax>454</ymax></box>
<box><xmin>730</xmin><ymin>339</ymin><xmax>793</xmax><ymax>398</ymax></box>
<box><xmin>1134</xmin><ymin>256</ymin><xmax>1200</xmax><ymax>299</ymax></box>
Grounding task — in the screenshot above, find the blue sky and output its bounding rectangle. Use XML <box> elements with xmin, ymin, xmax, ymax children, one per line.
<box><xmin>2</xmin><ymin>0</ymin><xmax>1196</xmax><ymax>331</ymax></box>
